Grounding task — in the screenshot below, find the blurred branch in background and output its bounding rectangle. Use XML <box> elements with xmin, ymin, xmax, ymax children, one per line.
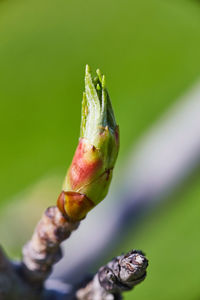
<box><xmin>52</xmin><ymin>81</ymin><xmax>200</xmax><ymax>284</ymax></box>
<box><xmin>0</xmin><ymin>247</ymin><xmax>34</xmax><ymax>300</ymax></box>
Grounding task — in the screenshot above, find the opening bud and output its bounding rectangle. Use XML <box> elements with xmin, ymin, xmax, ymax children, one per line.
<box><xmin>58</xmin><ymin>65</ymin><xmax>119</xmax><ymax>221</ymax></box>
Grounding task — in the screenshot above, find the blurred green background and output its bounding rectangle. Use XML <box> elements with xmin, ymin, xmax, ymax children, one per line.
<box><xmin>0</xmin><ymin>0</ymin><xmax>200</xmax><ymax>299</ymax></box>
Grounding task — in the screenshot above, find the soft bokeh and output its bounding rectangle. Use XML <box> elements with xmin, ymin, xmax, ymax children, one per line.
<box><xmin>1</xmin><ymin>0</ymin><xmax>200</xmax><ymax>299</ymax></box>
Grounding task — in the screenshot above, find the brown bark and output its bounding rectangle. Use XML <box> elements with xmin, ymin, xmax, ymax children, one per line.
<box><xmin>76</xmin><ymin>250</ymin><xmax>148</xmax><ymax>300</ymax></box>
<box><xmin>0</xmin><ymin>209</ymin><xmax>148</xmax><ymax>300</ymax></box>
<box><xmin>21</xmin><ymin>206</ymin><xmax>79</xmax><ymax>287</ymax></box>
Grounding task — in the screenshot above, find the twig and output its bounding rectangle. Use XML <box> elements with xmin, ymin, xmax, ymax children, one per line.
<box><xmin>76</xmin><ymin>250</ymin><xmax>148</xmax><ymax>300</ymax></box>
<box><xmin>21</xmin><ymin>206</ymin><xmax>79</xmax><ymax>287</ymax></box>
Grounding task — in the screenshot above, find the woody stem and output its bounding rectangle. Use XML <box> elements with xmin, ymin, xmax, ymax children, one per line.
<box><xmin>21</xmin><ymin>206</ymin><xmax>80</xmax><ymax>288</ymax></box>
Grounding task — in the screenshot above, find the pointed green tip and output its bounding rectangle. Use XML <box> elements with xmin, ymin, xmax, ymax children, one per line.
<box><xmin>96</xmin><ymin>69</ymin><xmax>102</xmax><ymax>83</ymax></box>
<box><xmin>96</xmin><ymin>83</ymin><xmax>101</xmax><ymax>91</ymax></box>
<box><xmin>85</xmin><ymin>64</ymin><xmax>91</xmax><ymax>75</ymax></box>
<box><xmin>102</xmin><ymin>75</ymin><xmax>106</xmax><ymax>89</ymax></box>
<box><xmin>81</xmin><ymin>65</ymin><xmax>117</xmax><ymax>146</ymax></box>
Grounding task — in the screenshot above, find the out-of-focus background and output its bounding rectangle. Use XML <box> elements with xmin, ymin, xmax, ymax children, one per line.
<box><xmin>1</xmin><ymin>0</ymin><xmax>200</xmax><ymax>299</ymax></box>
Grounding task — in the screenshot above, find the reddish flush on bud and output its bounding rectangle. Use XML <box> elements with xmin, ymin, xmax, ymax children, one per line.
<box><xmin>68</xmin><ymin>138</ymin><xmax>103</xmax><ymax>190</ymax></box>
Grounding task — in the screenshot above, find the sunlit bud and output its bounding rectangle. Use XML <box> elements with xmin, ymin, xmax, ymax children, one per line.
<box><xmin>57</xmin><ymin>65</ymin><xmax>119</xmax><ymax>221</ymax></box>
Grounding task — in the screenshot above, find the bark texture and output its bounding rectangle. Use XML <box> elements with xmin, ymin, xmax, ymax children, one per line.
<box><xmin>0</xmin><ymin>213</ymin><xmax>148</xmax><ymax>300</ymax></box>
<box><xmin>21</xmin><ymin>206</ymin><xmax>80</xmax><ymax>287</ymax></box>
<box><xmin>76</xmin><ymin>250</ymin><xmax>148</xmax><ymax>300</ymax></box>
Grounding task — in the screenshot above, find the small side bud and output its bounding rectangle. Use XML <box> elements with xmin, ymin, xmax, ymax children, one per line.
<box><xmin>117</xmin><ymin>250</ymin><xmax>148</xmax><ymax>286</ymax></box>
<box><xmin>99</xmin><ymin>250</ymin><xmax>148</xmax><ymax>293</ymax></box>
<box><xmin>76</xmin><ymin>250</ymin><xmax>148</xmax><ymax>299</ymax></box>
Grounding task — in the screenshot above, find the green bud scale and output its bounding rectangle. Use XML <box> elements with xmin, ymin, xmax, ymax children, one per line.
<box><xmin>57</xmin><ymin>65</ymin><xmax>119</xmax><ymax>221</ymax></box>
